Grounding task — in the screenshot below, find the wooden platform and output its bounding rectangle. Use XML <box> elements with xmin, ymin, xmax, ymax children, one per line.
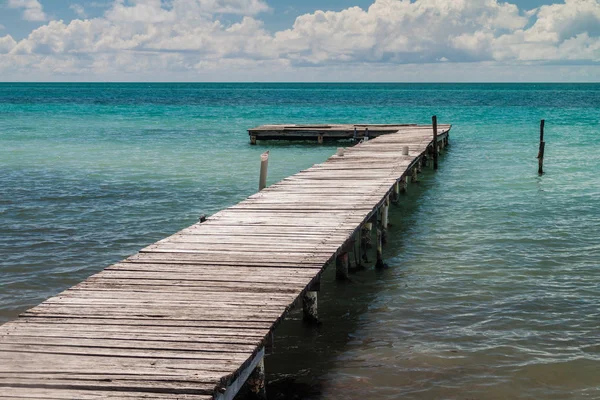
<box><xmin>0</xmin><ymin>124</ymin><xmax>451</xmax><ymax>399</ymax></box>
<box><xmin>248</xmin><ymin>123</ymin><xmax>452</xmax><ymax>143</ymax></box>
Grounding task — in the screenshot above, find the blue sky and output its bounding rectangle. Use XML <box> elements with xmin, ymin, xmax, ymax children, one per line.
<box><xmin>0</xmin><ymin>0</ymin><xmax>598</xmax><ymax>81</ymax></box>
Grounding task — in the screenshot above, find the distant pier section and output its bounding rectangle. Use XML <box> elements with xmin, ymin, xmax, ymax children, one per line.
<box><xmin>248</xmin><ymin>123</ymin><xmax>451</xmax><ymax>144</ymax></box>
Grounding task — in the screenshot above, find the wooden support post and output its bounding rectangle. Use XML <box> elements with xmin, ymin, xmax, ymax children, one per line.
<box><xmin>247</xmin><ymin>358</ymin><xmax>267</xmax><ymax>400</ymax></box>
<box><xmin>392</xmin><ymin>181</ymin><xmax>400</xmax><ymax>203</ymax></box>
<box><xmin>302</xmin><ymin>291</ymin><xmax>319</xmax><ymax>324</ymax></box>
<box><xmin>411</xmin><ymin>166</ymin><xmax>418</xmax><ymax>183</ymax></box>
<box><xmin>365</xmin><ymin>127</ymin><xmax>370</xmax><ymax>140</ymax></box>
<box><xmin>317</xmin><ymin>134</ymin><xmax>324</xmax><ymax>144</ymax></box>
<box><xmin>400</xmin><ymin>176</ymin><xmax>407</xmax><ymax>193</ymax></box>
<box><xmin>259</xmin><ymin>151</ymin><xmax>269</xmax><ymax>191</ymax></box>
<box><xmin>250</xmin><ymin>135</ymin><xmax>257</xmax><ymax>145</ymax></box>
<box><xmin>353</xmin><ymin>127</ymin><xmax>358</xmax><ymax>143</ymax></box>
<box><xmin>538</xmin><ymin>119</ymin><xmax>545</xmax><ymax>175</ymax></box>
<box><xmin>375</xmin><ymin>226</ymin><xmax>385</xmax><ymax>269</ymax></box>
<box><xmin>336</xmin><ymin>252</ymin><xmax>349</xmax><ymax>280</ymax></box>
<box><xmin>361</xmin><ymin>223</ymin><xmax>372</xmax><ymax>263</ymax></box>
<box><xmin>432</xmin><ymin>115</ymin><xmax>438</xmax><ymax>170</ymax></box>
<box><xmin>354</xmin><ymin>229</ymin><xmax>363</xmax><ymax>268</ymax></box>
<box><xmin>264</xmin><ymin>332</ymin><xmax>274</xmax><ymax>355</ymax></box>
<box><xmin>381</xmin><ymin>197</ymin><xmax>389</xmax><ymax>245</ymax></box>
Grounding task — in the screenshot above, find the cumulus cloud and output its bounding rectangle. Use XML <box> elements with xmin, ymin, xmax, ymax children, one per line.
<box><xmin>0</xmin><ymin>35</ymin><xmax>17</xmax><ymax>54</ymax></box>
<box><xmin>7</xmin><ymin>0</ymin><xmax>47</xmax><ymax>21</ymax></box>
<box><xmin>0</xmin><ymin>0</ymin><xmax>598</xmax><ymax>80</ymax></box>
<box><xmin>69</xmin><ymin>4</ymin><xmax>87</xmax><ymax>18</ymax></box>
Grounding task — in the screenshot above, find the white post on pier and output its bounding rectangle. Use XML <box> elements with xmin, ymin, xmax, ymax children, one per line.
<box><xmin>259</xmin><ymin>151</ymin><xmax>269</xmax><ymax>191</ymax></box>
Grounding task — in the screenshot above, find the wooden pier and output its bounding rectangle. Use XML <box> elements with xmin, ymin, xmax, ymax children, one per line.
<box><xmin>0</xmin><ymin>124</ymin><xmax>451</xmax><ymax>399</ymax></box>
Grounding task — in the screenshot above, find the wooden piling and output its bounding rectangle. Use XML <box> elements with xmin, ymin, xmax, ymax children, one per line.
<box><xmin>250</xmin><ymin>135</ymin><xmax>257</xmax><ymax>145</ymax></box>
<box><xmin>411</xmin><ymin>166</ymin><xmax>418</xmax><ymax>183</ymax></box>
<box><xmin>400</xmin><ymin>176</ymin><xmax>407</xmax><ymax>193</ymax></box>
<box><xmin>354</xmin><ymin>229</ymin><xmax>363</xmax><ymax>268</ymax></box>
<box><xmin>538</xmin><ymin>119</ymin><xmax>545</xmax><ymax>175</ymax></box>
<box><xmin>302</xmin><ymin>291</ymin><xmax>319</xmax><ymax>324</ymax></box>
<box><xmin>246</xmin><ymin>358</ymin><xmax>267</xmax><ymax>400</ymax></box>
<box><xmin>317</xmin><ymin>134</ymin><xmax>324</xmax><ymax>144</ymax></box>
<box><xmin>259</xmin><ymin>151</ymin><xmax>269</xmax><ymax>191</ymax></box>
<box><xmin>432</xmin><ymin>115</ymin><xmax>438</xmax><ymax>170</ymax></box>
<box><xmin>361</xmin><ymin>223</ymin><xmax>371</xmax><ymax>263</ymax></box>
<box><xmin>381</xmin><ymin>197</ymin><xmax>389</xmax><ymax>244</ymax></box>
<box><xmin>336</xmin><ymin>253</ymin><xmax>349</xmax><ymax>280</ymax></box>
<box><xmin>375</xmin><ymin>226</ymin><xmax>385</xmax><ymax>269</ymax></box>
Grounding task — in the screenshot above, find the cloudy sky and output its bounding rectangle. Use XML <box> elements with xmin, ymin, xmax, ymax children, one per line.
<box><xmin>0</xmin><ymin>0</ymin><xmax>598</xmax><ymax>81</ymax></box>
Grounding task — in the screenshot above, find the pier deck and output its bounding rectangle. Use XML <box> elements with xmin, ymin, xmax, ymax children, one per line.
<box><xmin>0</xmin><ymin>124</ymin><xmax>450</xmax><ymax>399</ymax></box>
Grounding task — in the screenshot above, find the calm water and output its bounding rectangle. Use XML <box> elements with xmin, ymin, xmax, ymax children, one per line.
<box><xmin>1</xmin><ymin>83</ymin><xmax>599</xmax><ymax>399</ymax></box>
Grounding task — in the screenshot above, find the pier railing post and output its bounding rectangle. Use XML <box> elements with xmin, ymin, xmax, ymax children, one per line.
<box><xmin>259</xmin><ymin>151</ymin><xmax>269</xmax><ymax>191</ymax></box>
<box><xmin>432</xmin><ymin>115</ymin><xmax>439</xmax><ymax>170</ymax></box>
<box><xmin>538</xmin><ymin>119</ymin><xmax>545</xmax><ymax>175</ymax></box>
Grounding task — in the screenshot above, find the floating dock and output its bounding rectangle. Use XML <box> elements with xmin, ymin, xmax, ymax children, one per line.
<box><xmin>0</xmin><ymin>123</ymin><xmax>451</xmax><ymax>399</ymax></box>
<box><xmin>248</xmin><ymin>123</ymin><xmax>451</xmax><ymax>144</ymax></box>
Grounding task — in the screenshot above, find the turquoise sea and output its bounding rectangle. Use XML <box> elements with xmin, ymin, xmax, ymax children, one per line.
<box><xmin>1</xmin><ymin>83</ymin><xmax>599</xmax><ymax>399</ymax></box>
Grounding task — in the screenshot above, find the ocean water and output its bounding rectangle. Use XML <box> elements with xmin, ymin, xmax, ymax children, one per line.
<box><xmin>1</xmin><ymin>83</ymin><xmax>599</xmax><ymax>399</ymax></box>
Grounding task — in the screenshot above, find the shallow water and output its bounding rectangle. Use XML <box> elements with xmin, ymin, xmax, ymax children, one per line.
<box><xmin>1</xmin><ymin>83</ymin><xmax>599</xmax><ymax>398</ymax></box>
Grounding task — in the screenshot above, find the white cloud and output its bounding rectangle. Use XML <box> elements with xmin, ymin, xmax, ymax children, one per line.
<box><xmin>0</xmin><ymin>0</ymin><xmax>598</xmax><ymax>81</ymax></box>
<box><xmin>0</xmin><ymin>35</ymin><xmax>17</xmax><ymax>54</ymax></box>
<box><xmin>69</xmin><ymin>4</ymin><xmax>87</xmax><ymax>18</ymax></box>
<box><xmin>7</xmin><ymin>0</ymin><xmax>47</xmax><ymax>21</ymax></box>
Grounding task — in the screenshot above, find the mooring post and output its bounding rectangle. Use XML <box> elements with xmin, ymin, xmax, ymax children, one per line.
<box><xmin>259</xmin><ymin>151</ymin><xmax>269</xmax><ymax>191</ymax></box>
<box><xmin>247</xmin><ymin>357</ymin><xmax>267</xmax><ymax>400</ymax></box>
<box><xmin>432</xmin><ymin>115</ymin><xmax>439</xmax><ymax>170</ymax></box>
<box><xmin>538</xmin><ymin>119</ymin><xmax>545</xmax><ymax>175</ymax></box>
<box><xmin>402</xmin><ymin>145</ymin><xmax>409</xmax><ymax>156</ymax></box>
<box><xmin>250</xmin><ymin>135</ymin><xmax>257</xmax><ymax>145</ymax></box>
<box><xmin>336</xmin><ymin>252</ymin><xmax>349</xmax><ymax>280</ymax></box>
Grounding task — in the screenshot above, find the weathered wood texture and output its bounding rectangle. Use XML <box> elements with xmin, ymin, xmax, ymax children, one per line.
<box><xmin>0</xmin><ymin>124</ymin><xmax>450</xmax><ymax>399</ymax></box>
<box><xmin>248</xmin><ymin>123</ymin><xmax>452</xmax><ymax>142</ymax></box>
